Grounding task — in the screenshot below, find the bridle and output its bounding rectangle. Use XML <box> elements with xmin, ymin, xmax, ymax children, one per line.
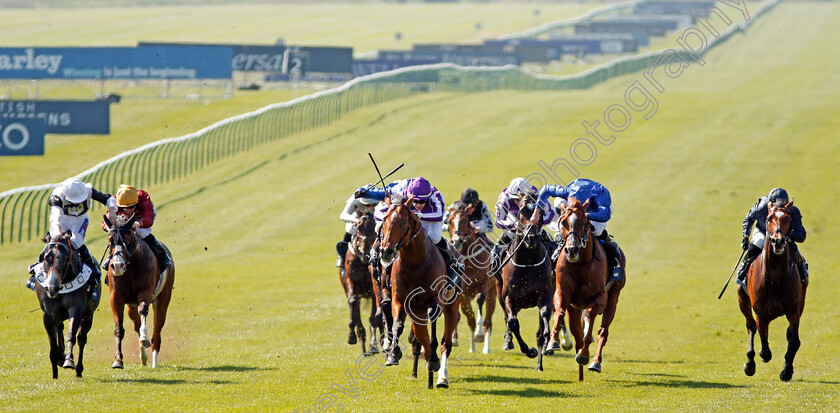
<box><xmin>44</xmin><ymin>240</ymin><xmax>76</xmax><ymax>284</ymax></box>
<box><xmin>382</xmin><ymin>204</ymin><xmax>421</xmax><ymax>254</ymax></box>
<box><xmin>450</xmin><ymin>210</ymin><xmax>476</xmax><ymax>245</ymax></box>
<box><xmin>766</xmin><ymin>206</ymin><xmax>792</xmax><ymax>246</ymax></box>
<box><xmin>351</xmin><ymin>214</ymin><xmax>375</xmax><ymax>262</ymax></box>
<box><xmin>558</xmin><ymin>207</ymin><xmax>590</xmax><ymax>250</ymax></box>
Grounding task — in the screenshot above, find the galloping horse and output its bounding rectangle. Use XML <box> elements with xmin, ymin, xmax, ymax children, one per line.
<box><xmin>380</xmin><ymin>195</ymin><xmax>460</xmax><ymax>388</ymax></box>
<box><xmin>738</xmin><ymin>200</ymin><xmax>807</xmax><ymax>381</ymax></box>
<box><xmin>340</xmin><ymin>212</ymin><xmax>381</xmax><ymax>354</ymax></box>
<box><xmin>33</xmin><ymin>232</ymin><xmax>99</xmax><ymax>378</ymax></box>
<box><xmin>497</xmin><ymin>197</ymin><xmax>554</xmax><ymax>371</ymax></box>
<box><xmin>106</xmin><ymin>214</ymin><xmax>175</xmax><ymax>369</ymax></box>
<box><xmin>448</xmin><ymin>205</ymin><xmax>496</xmax><ymax>354</ymax></box>
<box><xmin>552</xmin><ymin>198</ymin><xmax>625</xmax><ymax>380</ymax></box>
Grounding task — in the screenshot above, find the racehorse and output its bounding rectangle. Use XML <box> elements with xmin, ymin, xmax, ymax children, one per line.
<box><xmin>552</xmin><ymin>198</ymin><xmax>625</xmax><ymax>380</ymax></box>
<box><xmin>380</xmin><ymin>195</ymin><xmax>461</xmax><ymax>388</ymax></box>
<box><xmin>497</xmin><ymin>196</ymin><xmax>554</xmax><ymax>371</ymax></box>
<box><xmin>106</xmin><ymin>214</ymin><xmax>175</xmax><ymax>369</ymax></box>
<box><xmin>738</xmin><ymin>200</ymin><xmax>807</xmax><ymax>381</ymax></box>
<box><xmin>340</xmin><ymin>212</ymin><xmax>381</xmax><ymax>355</ymax></box>
<box><xmin>448</xmin><ymin>205</ymin><xmax>496</xmax><ymax>354</ymax></box>
<box><xmin>33</xmin><ymin>231</ymin><xmax>99</xmax><ymax>379</ymax></box>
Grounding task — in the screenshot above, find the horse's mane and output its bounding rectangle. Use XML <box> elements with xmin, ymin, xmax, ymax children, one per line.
<box><xmin>567</xmin><ymin>197</ymin><xmax>584</xmax><ymax>210</ymax></box>
<box><xmin>391</xmin><ymin>194</ymin><xmax>409</xmax><ymax>205</ymax></box>
<box><xmin>450</xmin><ymin>200</ymin><xmax>467</xmax><ymax>212</ymax></box>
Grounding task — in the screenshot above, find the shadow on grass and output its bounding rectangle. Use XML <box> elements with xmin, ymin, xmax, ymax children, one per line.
<box><xmin>173</xmin><ymin>365</ymin><xmax>273</xmax><ymax>372</ymax></box>
<box><xmin>606</xmin><ymin>378</ymin><xmax>745</xmax><ymax>389</ymax></box>
<box><xmin>464</xmin><ymin>386</ymin><xmax>577</xmax><ymax>398</ymax></box>
<box><xmin>460</xmin><ymin>374</ymin><xmax>570</xmax><ymax>385</ymax></box>
<box><xmin>104</xmin><ymin>377</ymin><xmax>235</xmax><ymax>385</ymax></box>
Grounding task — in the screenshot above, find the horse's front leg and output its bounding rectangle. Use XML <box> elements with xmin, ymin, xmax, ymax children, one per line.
<box><xmin>137</xmin><ymin>299</ymin><xmax>152</xmax><ymax>349</ymax></box>
<box><xmin>385</xmin><ymin>297</ymin><xmax>406</xmax><ymax>366</ymax></box>
<box><xmin>111</xmin><ymin>299</ymin><xmax>126</xmax><ymax>369</ymax></box>
<box><xmin>368</xmin><ymin>301</ymin><xmax>380</xmax><ymax>355</ymax></box>
<box><xmin>756</xmin><ymin>315</ymin><xmax>772</xmax><ymax>363</ymax></box>
<box><xmin>780</xmin><ymin>312</ymin><xmax>802</xmax><ymax>381</ymax></box>
<box><xmin>738</xmin><ymin>287</ymin><xmax>757</xmax><ymax>376</ymax></box>
<box><xmin>505</xmin><ymin>296</ymin><xmax>537</xmax><ymax>359</ymax></box>
<box><xmin>437</xmin><ymin>301</ymin><xmax>459</xmax><ymax>388</ymax></box>
<box><xmin>481</xmin><ymin>284</ymin><xmax>496</xmax><ymax>354</ymax></box>
<box><xmin>345</xmin><ymin>285</ymin><xmax>359</xmax><ymax>346</ymax></box>
<box><xmin>62</xmin><ymin>305</ymin><xmax>84</xmax><ymax>370</ymax></box>
<box><xmin>459</xmin><ymin>296</ymin><xmax>477</xmax><ymax>353</ymax></box>
<box><xmin>577</xmin><ymin>293</ymin><xmax>606</xmax><ymax>366</ymax></box>
<box><xmin>42</xmin><ymin>312</ymin><xmax>61</xmax><ymax>379</ymax></box>
<box><xmin>536</xmin><ymin>303</ymin><xmax>552</xmax><ymax>371</ymax></box>
<box><xmin>75</xmin><ymin>308</ymin><xmax>96</xmax><ymax>377</ymax></box>
<box><xmin>590</xmin><ymin>287</ymin><xmax>623</xmax><ymax>373</ymax></box>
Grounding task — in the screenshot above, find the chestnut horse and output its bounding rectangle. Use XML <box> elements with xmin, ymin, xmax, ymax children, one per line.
<box><xmin>552</xmin><ymin>198</ymin><xmax>625</xmax><ymax>380</ymax></box>
<box><xmin>380</xmin><ymin>195</ymin><xmax>461</xmax><ymax>389</ymax></box>
<box><xmin>33</xmin><ymin>232</ymin><xmax>100</xmax><ymax>378</ymax></box>
<box><xmin>340</xmin><ymin>212</ymin><xmax>381</xmax><ymax>355</ymax></box>
<box><xmin>448</xmin><ymin>206</ymin><xmax>496</xmax><ymax>354</ymax></box>
<box><xmin>106</xmin><ymin>215</ymin><xmax>175</xmax><ymax>369</ymax></box>
<box><xmin>497</xmin><ymin>197</ymin><xmax>554</xmax><ymax>371</ymax></box>
<box><xmin>738</xmin><ymin>200</ymin><xmax>807</xmax><ymax>381</ymax></box>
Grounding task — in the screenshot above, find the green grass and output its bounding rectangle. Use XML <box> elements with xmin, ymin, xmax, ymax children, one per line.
<box><xmin>0</xmin><ymin>2</ymin><xmax>600</xmax><ymax>54</ymax></box>
<box><xmin>2</xmin><ymin>1</ymin><xmax>840</xmax><ymax>411</ymax></box>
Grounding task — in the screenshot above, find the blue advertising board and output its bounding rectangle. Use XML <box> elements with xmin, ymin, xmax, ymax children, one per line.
<box><xmin>0</xmin><ymin>118</ymin><xmax>45</xmax><ymax>156</ymax></box>
<box><xmin>0</xmin><ymin>100</ymin><xmax>110</xmax><ymax>134</ymax></box>
<box><xmin>352</xmin><ymin>60</ymin><xmax>435</xmax><ymax>77</ymax></box>
<box><xmin>0</xmin><ymin>46</ymin><xmax>232</xmax><ymax>79</ymax></box>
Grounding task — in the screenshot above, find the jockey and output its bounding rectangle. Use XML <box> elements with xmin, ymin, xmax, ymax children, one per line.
<box><xmin>357</xmin><ymin>176</ymin><xmax>462</xmax><ymax>283</ymax></box>
<box><xmin>101</xmin><ymin>185</ymin><xmax>172</xmax><ymax>273</ymax></box>
<box><xmin>736</xmin><ymin>188</ymin><xmax>808</xmax><ymax>288</ymax></box>
<box><xmin>537</xmin><ymin>178</ymin><xmax>624</xmax><ymax>284</ymax></box>
<box><xmin>444</xmin><ymin>188</ymin><xmax>494</xmax><ymax>241</ymax></box>
<box><xmin>27</xmin><ymin>178</ymin><xmax>110</xmax><ymax>300</ymax></box>
<box><xmin>336</xmin><ymin>192</ymin><xmax>380</xmax><ymax>278</ymax></box>
<box><xmin>492</xmin><ymin>177</ymin><xmax>556</xmax><ymax>271</ymax></box>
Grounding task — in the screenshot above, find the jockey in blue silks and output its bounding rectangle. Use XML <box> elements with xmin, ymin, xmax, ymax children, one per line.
<box><xmin>736</xmin><ymin>188</ymin><xmax>808</xmax><ymax>288</ymax></box>
<box><xmin>356</xmin><ymin>176</ymin><xmax>461</xmax><ymax>283</ymax></box>
<box><xmin>491</xmin><ymin>177</ymin><xmax>557</xmax><ymax>272</ymax></box>
<box><xmin>537</xmin><ymin>178</ymin><xmax>624</xmax><ymax>283</ymax></box>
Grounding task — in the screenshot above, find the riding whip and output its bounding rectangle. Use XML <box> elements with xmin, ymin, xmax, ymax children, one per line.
<box><xmin>717</xmin><ymin>249</ymin><xmax>747</xmax><ymax>299</ymax></box>
<box><xmin>362</xmin><ymin>154</ymin><xmax>403</xmax><ymax>197</ymax></box>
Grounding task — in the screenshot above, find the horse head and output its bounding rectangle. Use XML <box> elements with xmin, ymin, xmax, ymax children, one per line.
<box><xmin>108</xmin><ymin>214</ymin><xmax>140</xmax><ymax>277</ymax></box>
<box><xmin>448</xmin><ymin>206</ymin><xmax>475</xmax><ymax>252</ymax></box>
<box><xmin>41</xmin><ymin>231</ymin><xmax>80</xmax><ymax>299</ymax></box>
<box><xmin>766</xmin><ymin>199</ymin><xmax>794</xmax><ymax>256</ymax></box>
<box><xmin>516</xmin><ymin>196</ymin><xmax>542</xmax><ymax>250</ymax></box>
<box><xmin>352</xmin><ymin>212</ymin><xmax>377</xmax><ymax>264</ymax></box>
<box><xmin>557</xmin><ymin>197</ymin><xmax>591</xmax><ymax>263</ymax></box>
<box><xmin>379</xmin><ymin>194</ymin><xmax>419</xmax><ymax>265</ymax></box>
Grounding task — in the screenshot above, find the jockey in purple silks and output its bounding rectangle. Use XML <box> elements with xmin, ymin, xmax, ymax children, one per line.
<box><xmin>356</xmin><ymin>176</ymin><xmax>463</xmax><ymax>284</ymax></box>
<box><xmin>491</xmin><ymin>177</ymin><xmax>557</xmax><ymax>273</ymax></box>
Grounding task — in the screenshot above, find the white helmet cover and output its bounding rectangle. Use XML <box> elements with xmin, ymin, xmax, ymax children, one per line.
<box><xmin>507</xmin><ymin>177</ymin><xmax>531</xmax><ymax>197</ymax></box>
<box><xmin>62</xmin><ymin>178</ymin><xmax>88</xmax><ymax>204</ymax></box>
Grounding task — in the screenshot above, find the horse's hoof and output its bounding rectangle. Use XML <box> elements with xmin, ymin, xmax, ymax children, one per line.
<box><xmin>112</xmin><ymin>361</ymin><xmax>124</xmax><ymax>369</ymax></box>
<box><xmin>542</xmin><ymin>348</ymin><xmax>554</xmax><ymax>356</ymax></box>
<box><xmin>347</xmin><ymin>332</ymin><xmax>358</xmax><ymax>345</ymax></box>
<box><xmin>588</xmin><ymin>362</ymin><xmax>602</xmax><ymax>373</ymax></box>
<box><xmin>575</xmin><ymin>353</ymin><xmax>590</xmax><ymax>365</ymax></box>
<box><xmin>502</xmin><ymin>341</ymin><xmax>514</xmax><ymax>351</ymax></box>
<box><xmin>760</xmin><ymin>350</ymin><xmax>772</xmax><ymax>363</ymax></box>
<box><xmin>140</xmin><ymin>338</ymin><xmax>152</xmax><ymax>349</ymax></box>
<box><xmin>368</xmin><ymin>344</ymin><xmax>379</xmax><ymax>355</ymax></box>
<box><xmin>427</xmin><ymin>359</ymin><xmax>441</xmax><ymax>372</ymax></box>
<box><xmin>561</xmin><ymin>339</ymin><xmax>574</xmax><ymax>351</ymax></box>
<box><xmin>385</xmin><ymin>356</ymin><xmax>399</xmax><ymax>366</ymax></box>
<box><xmin>473</xmin><ymin>334</ymin><xmax>484</xmax><ymax>343</ymax></box>
<box><xmin>451</xmin><ymin>339</ymin><xmax>459</xmax><ymax>347</ymax></box>
<box><xmin>526</xmin><ymin>347</ymin><xmax>538</xmax><ymax>359</ymax></box>
<box><xmin>547</xmin><ymin>341</ymin><xmax>561</xmax><ymax>351</ymax></box>
<box><xmin>62</xmin><ymin>360</ymin><xmax>75</xmax><ymax>369</ymax></box>
<box><xmin>780</xmin><ymin>365</ymin><xmax>794</xmax><ymax>381</ymax></box>
<box><xmin>435</xmin><ymin>378</ymin><xmax>449</xmax><ymax>389</ymax></box>
<box><xmin>744</xmin><ymin>361</ymin><xmax>756</xmax><ymax>376</ymax></box>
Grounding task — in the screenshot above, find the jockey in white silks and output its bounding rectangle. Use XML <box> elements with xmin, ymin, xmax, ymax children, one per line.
<box><xmin>335</xmin><ymin>193</ymin><xmax>379</xmax><ymax>278</ymax></box>
<box><xmin>28</xmin><ymin>178</ymin><xmax>112</xmax><ymax>300</ymax></box>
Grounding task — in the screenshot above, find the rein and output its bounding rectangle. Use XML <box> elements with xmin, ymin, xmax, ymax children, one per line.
<box><xmin>385</xmin><ymin>204</ymin><xmax>422</xmax><ymax>254</ymax></box>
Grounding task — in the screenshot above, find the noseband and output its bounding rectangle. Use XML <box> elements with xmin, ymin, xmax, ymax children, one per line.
<box><xmin>383</xmin><ymin>204</ymin><xmax>421</xmax><ymax>254</ymax></box>
<box><xmin>559</xmin><ymin>209</ymin><xmax>590</xmax><ymax>250</ymax></box>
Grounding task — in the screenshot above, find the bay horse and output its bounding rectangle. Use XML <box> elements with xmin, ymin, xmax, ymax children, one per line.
<box><xmin>448</xmin><ymin>205</ymin><xmax>496</xmax><ymax>354</ymax></box>
<box><xmin>340</xmin><ymin>212</ymin><xmax>381</xmax><ymax>355</ymax></box>
<box><xmin>106</xmin><ymin>214</ymin><xmax>175</xmax><ymax>369</ymax></box>
<box><xmin>33</xmin><ymin>231</ymin><xmax>100</xmax><ymax>379</ymax></box>
<box><xmin>497</xmin><ymin>196</ymin><xmax>554</xmax><ymax>371</ymax></box>
<box><xmin>552</xmin><ymin>198</ymin><xmax>625</xmax><ymax>380</ymax></box>
<box><xmin>380</xmin><ymin>195</ymin><xmax>461</xmax><ymax>389</ymax></box>
<box><xmin>738</xmin><ymin>200</ymin><xmax>807</xmax><ymax>381</ymax></box>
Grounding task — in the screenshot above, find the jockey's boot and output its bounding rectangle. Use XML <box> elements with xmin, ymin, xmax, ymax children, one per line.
<box><xmin>491</xmin><ymin>231</ymin><xmax>513</xmax><ymax>274</ymax></box>
<box><xmin>789</xmin><ymin>242</ymin><xmax>809</xmax><ymax>285</ymax></box>
<box><xmin>336</xmin><ymin>240</ymin><xmax>349</xmax><ymax>279</ymax></box>
<box><xmin>142</xmin><ymin>233</ymin><xmax>172</xmax><ymax>272</ymax></box>
<box><xmin>78</xmin><ymin>245</ymin><xmax>101</xmax><ymax>302</ymax></box>
<box><xmin>26</xmin><ymin>247</ymin><xmax>47</xmax><ymax>290</ymax></box>
<box><xmin>596</xmin><ymin>230</ymin><xmax>624</xmax><ymax>288</ymax></box>
<box><xmin>736</xmin><ymin>244</ymin><xmax>762</xmax><ymax>289</ymax></box>
<box><xmin>541</xmin><ymin>229</ymin><xmax>559</xmax><ymax>264</ymax></box>
<box><xmin>435</xmin><ymin>239</ymin><xmax>463</xmax><ymax>288</ymax></box>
